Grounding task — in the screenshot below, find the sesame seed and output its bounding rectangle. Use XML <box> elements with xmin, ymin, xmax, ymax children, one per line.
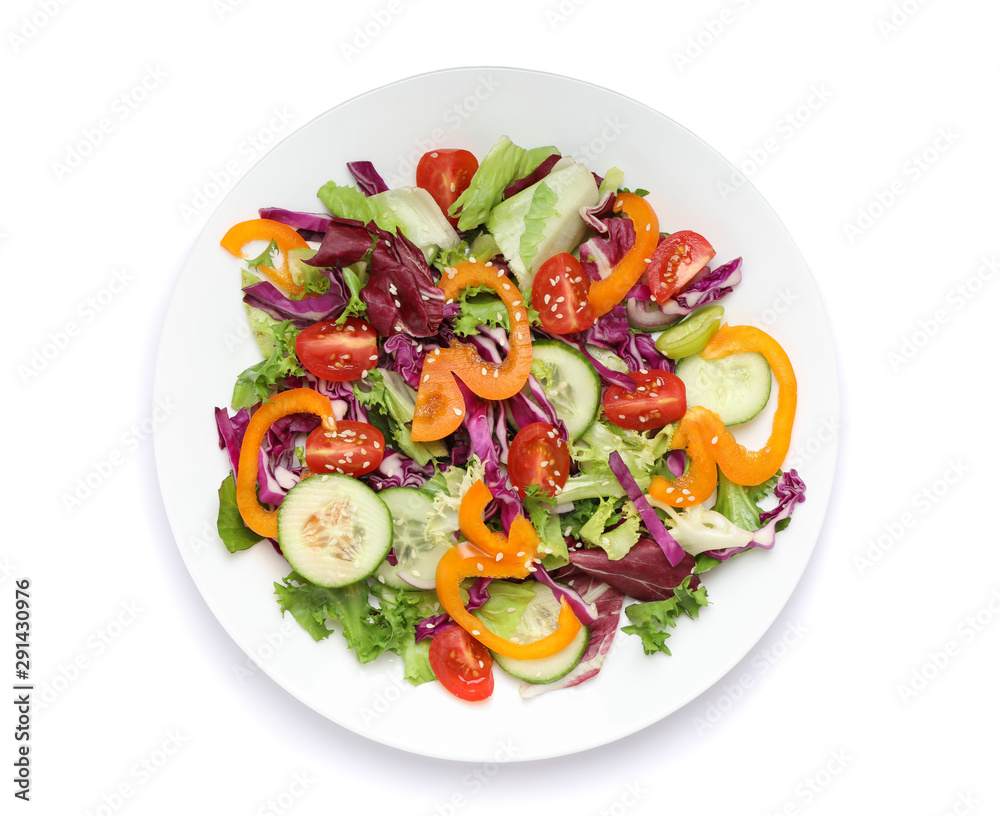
<box><xmin>453</xmin><ymin>407</ymin><xmax>463</xmax><ymax>416</ymax></box>
<box><xmin>472</xmin><ymin>630</ymin><xmax>481</xmax><ymax>636</ymax></box>
<box><xmin>477</xmin><ymin>563</ymin><xmax>483</xmax><ymax>571</ymax></box>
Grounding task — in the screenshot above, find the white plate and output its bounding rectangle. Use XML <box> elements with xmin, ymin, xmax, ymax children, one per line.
<box><xmin>153</xmin><ymin>66</ymin><xmax>838</xmax><ymax>762</ymax></box>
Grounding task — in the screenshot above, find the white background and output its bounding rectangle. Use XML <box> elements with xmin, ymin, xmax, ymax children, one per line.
<box><xmin>4</xmin><ymin>0</ymin><xmax>997</xmax><ymax>814</ymax></box>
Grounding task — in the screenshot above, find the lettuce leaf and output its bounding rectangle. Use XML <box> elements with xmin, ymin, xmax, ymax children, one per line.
<box><xmin>712</xmin><ymin>470</ymin><xmax>778</xmax><ymax>531</ymax></box>
<box><xmin>231</xmin><ymin>320</ymin><xmax>303</xmax><ymax>410</ymax></box>
<box><xmin>621</xmin><ymin>576</ymin><xmax>709</xmax><ymax>656</ymax></box>
<box><xmin>518</xmin><ymin>179</ymin><xmax>557</xmax><ymax>272</ymax></box>
<box><xmin>216</xmin><ymin>473</ymin><xmax>261</xmax><ymax>552</ymax></box>
<box><xmin>274</xmin><ymin>572</ymin><xmax>439</xmax><ymax>684</ymax></box>
<box><xmin>449</xmin><ymin>136</ymin><xmax>555</xmax><ymax>231</ymax></box>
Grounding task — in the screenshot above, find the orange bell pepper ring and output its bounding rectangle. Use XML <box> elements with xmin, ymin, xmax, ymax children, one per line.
<box><xmin>411</xmin><ymin>261</ymin><xmax>533</xmax><ymax>441</ymax></box>
<box><xmin>435</xmin><ymin>480</ymin><xmax>582</xmax><ymax>660</ymax></box>
<box><xmin>649</xmin><ymin>324</ymin><xmax>798</xmax><ymax>507</ymax></box>
<box><xmin>221</xmin><ymin>218</ymin><xmax>310</xmax><ymax>297</ymax></box>
<box><xmin>236</xmin><ymin>388</ymin><xmax>334</xmax><ymax>538</ymax></box>
<box><xmin>587</xmin><ymin>192</ymin><xmax>660</xmax><ymax>318</ymax></box>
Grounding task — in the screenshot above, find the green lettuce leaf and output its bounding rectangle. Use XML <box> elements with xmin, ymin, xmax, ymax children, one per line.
<box><xmin>518</xmin><ymin>180</ymin><xmax>557</xmax><ymax>272</ymax></box>
<box><xmin>231</xmin><ymin>320</ymin><xmax>304</xmax><ymax>410</ymax></box>
<box><xmin>216</xmin><ymin>473</ymin><xmax>261</xmax><ymax>553</ymax></box>
<box><xmin>451</xmin><ymin>285</ymin><xmax>510</xmax><ymax>337</ymax></box>
<box><xmin>274</xmin><ymin>572</ymin><xmax>439</xmax><ymax>684</ymax></box>
<box><xmin>525</xmin><ymin>498</ymin><xmax>570</xmax><ymax>569</ymax></box>
<box><xmin>449</xmin><ymin>136</ymin><xmax>556</xmax><ymax>231</ymax></box>
<box><xmin>471</xmin><ymin>580</ymin><xmax>539</xmax><ymax>639</ymax></box>
<box><xmin>712</xmin><ymin>470</ymin><xmax>779</xmax><ymax>531</ymax></box>
<box><xmin>621</xmin><ymin>576</ymin><xmax>710</xmax><ymax>655</ymax></box>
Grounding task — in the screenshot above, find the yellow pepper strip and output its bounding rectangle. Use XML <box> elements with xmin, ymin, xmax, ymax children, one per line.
<box><xmin>236</xmin><ymin>388</ymin><xmax>334</xmax><ymax>537</ymax></box>
<box><xmin>412</xmin><ymin>261</ymin><xmax>534</xmax><ymax>441</ymax></box>
<box><xmin>435</xmin><ymin>481</ymin><xmax>581</xmax><ymax>659</ymax></box>
<box><xmin>649</xmin><ymin>324</ymin><xmax>798</xmax><ymax>506</ymax></box>
<box><xmin>221</xmin><ymin>218</ymin><xmax>310</xmax><ymax>297</ymax></box>
<box><xmin>587</xmin><ymin>192</ymin><xmax>660</xmax><ymax>318</ymax></box>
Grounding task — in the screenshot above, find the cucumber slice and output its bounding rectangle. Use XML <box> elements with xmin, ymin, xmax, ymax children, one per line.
<box><xmin>277</xmin><ymin>475</ymin><xmax>392</xmax><ymax>588</ymax></box>
<box><xmin>676</xmin><ymin>351</ymin><xmax>772</xmax><ymax>426</ymax></box>
<box><xmin>529</xmin><ymin>340</ymin><xmax>601</xmax><ymax>440</ymax></box>
<box><xmin>494</xmin><ymin>626</ymin><xmax>590</xmax><ymax>684</ymax></box>
<box><xmin>489</xmin><ymin>582</ymin><xmax>591</xmax><ymax>684</ymax></box>
<box><xmin>372</xmin><ymin>488</ymin><xmax>452</xmax><ymax>590</ymax></box>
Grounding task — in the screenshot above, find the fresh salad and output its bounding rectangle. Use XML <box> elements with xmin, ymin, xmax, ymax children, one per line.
<box><xmin>213</xmin><ymin>135</ymin><xmax>806</xmax><ymax>702</ymax></box>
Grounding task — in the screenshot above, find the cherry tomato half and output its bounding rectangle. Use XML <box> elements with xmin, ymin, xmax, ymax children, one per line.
<box><xmin>416</xmin><ymin>149</ymin><xmax>479</xmax><ymax>228</ymax></box>
<box><xmin>304</xmin><ymin>420</ymin><xmax>385</xmax><ymax>477</ymax></box>
<box><xmin>429</xmin><ymin>625</ymin><xmax>494</xmax><ymax>702</ymax></box>
<box><xmin>603</xmin><ymin>370</ymin><xmax>687</xmax><ymax>431</ymax></box>
<box><xmin>531</xmin><ymin>253</ymin><xmax>595</xmax><ymax>335</ymax></box>
<box><xmin>647</xmin><ymin>231</ymin><xmax>715</xmax><ymax>304</ymax></box>
<box><xmin>294</xmin><ymin>318</ymin><xmax>378</xmax><ymax>382</ymax></box>
<box><xmin>507</xmin><ymin>422</ymin><xmax>571</xmax><ymax>498</ymax></box>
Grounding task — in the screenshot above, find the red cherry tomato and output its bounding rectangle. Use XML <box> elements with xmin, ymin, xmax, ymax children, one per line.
<box><xmin>304</xmin><ymin>420</ymin><xmax>385</xmax><ymax>477</ymax></box>
<box><xmin>647</xmin><ymin>231</ymin><xmax>715</xmax><ymax>304</ymax></box>
<box><xmin>416</xmin><ymin>149</ymin><xmax>479</xmax><ymax>228</ymax></box>
<box><xmin>429</xmin><ymin>625</ymin><xmax>494</xmax><ymax>702</ymax></box>
<box><xmin>603</xmin><ymin>370</ymin><xmax>686</xmax><ymax>431</ymax></box>
<box><xmin>507</xmin><ymin>422</ymin><xmax>571</xmax><ymax>498</ymax></box>
<box><xmin>531</xmin><ymin>253</ymin><xmax>595</xmax><ymax>334</ymax></box>
<box><xmin>294</xmin><ymin>318</ymin><xmax>378</xmax><ymax>382</ymax></box>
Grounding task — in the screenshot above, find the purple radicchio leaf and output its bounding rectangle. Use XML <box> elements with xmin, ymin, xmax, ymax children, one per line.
<box><xmin>568</xmin><ymin>539</ymin><xmax>700</xmax><ymax>602</ymax></box>
<box><xmin>579</xmin><ymin>189</ymin><xmax>618</xmax><ymax>233</ymax></box>
<box><xmin>519</xmin><ymin>569</ymin><xmax>626</xmax><ymax>698</ymax></box>
<box><xmin>364</xmin><ymin>224</ymin><xmax>445</xmax><ymax>337</ymax></box>
<box><xmin>347</xmin><ymin>161</ymin><xmax>390</xmax><ymax>196</ymax></box>
<box><xmin>579</xmin><ymin>214</ymin><xmax>635</xmax><ymax>281</ymax></box>
<box><xmin>304</xmin><ymin>215</ymin><xmax>375</xmax><ymax>269</ymax></box>
<box><xmin>503</xmin><ymin>153</ymin><xmax>562</xmax><ymax>199</ymax></box>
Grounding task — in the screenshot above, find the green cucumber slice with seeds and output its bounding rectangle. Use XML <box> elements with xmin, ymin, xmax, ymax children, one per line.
<box><xmin>277</xmin><ymin>474</ymin><xmax>392</xmax><ymax>588</ymax></box>
<box><xmin>676</xmin><ymin>351</ymin><xmax>772</xmax><ymax>426</ymax></box>
<box><xmin>372</xmin><ymin>487</ymin><xmax>451</xmax><ymax>590</ymax></box>
<box><xmin>491</xmin><ymin>582</ymin><xmax>591</xmax><ymax>684</ymax></box>
<box><xmin>529</xmin><ymin>340</ymin><xmax>601</xmax><ymax>440</ymax></box>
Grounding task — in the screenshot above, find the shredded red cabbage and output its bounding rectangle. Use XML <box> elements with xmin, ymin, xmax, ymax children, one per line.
<box><xmin>608</xmin><ymin>451</ymin><xmax>685</xmax><ymax>566</ymax></box>
<box><xmin>258</xmin><ymin>207</ymin><xmax>331</xmax><ymax>242</ymax></box>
